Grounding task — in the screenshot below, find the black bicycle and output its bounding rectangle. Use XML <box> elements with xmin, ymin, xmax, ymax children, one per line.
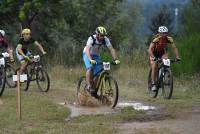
<box><xmin>77</xmin><ymin>61</ymin><xmax>119</xmax><ymax>108</ymax></box>
<box><xmin>148</xmin><ymin>58</ymin><xmax>179</xmax><ymax>99</ymax></box>
<box><xmin>16</xmin><ymin>55</ymin><xmax>50</xmax><ymax>92</ymax></box>
<box><xmin>0</xmin><ymin>52</ymin><xmax>16</xmax><ymax>96</ymax></box>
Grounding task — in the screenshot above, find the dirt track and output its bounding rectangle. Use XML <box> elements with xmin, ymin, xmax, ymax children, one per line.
<box><xmin>117</xmin><ymin>109</ymin><xmax>200</xmax><ymax>134</ymax></box>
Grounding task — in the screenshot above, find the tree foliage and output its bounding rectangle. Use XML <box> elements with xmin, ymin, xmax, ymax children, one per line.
<box><xmin>0</xmin><ymin>0</ymin><xmax>143</xmax><ymax>65</ymax></box>
<box><xmin>173</xmin><ymin>0</ymin><xmax>200</xmax><ymax>74</ymax></box>
<box><xmin>149</xmin><ymin>4</ymin><xmax>174</xmax><ymax>34</ymax></box>
<box><xmin>146</xmin><ymin>4</ymin><xmax>174</xmax><ymax>46</ymax></box>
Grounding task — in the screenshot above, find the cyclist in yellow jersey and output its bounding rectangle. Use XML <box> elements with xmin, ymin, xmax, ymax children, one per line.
<box><xmin>16</xmin><ymin>28</ymin><xmax>47</xmax><ymax>74</ymax></box>
<box><xmin>148</xmin><ymin>26</ymin><xmax>181</xmax><ymax>91</ymax></box>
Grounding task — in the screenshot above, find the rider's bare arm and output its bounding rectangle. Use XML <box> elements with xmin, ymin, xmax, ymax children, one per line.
<box><xmin>148</xmin><ymin>42</ymin><xmax>155</xmax><ymax>58</ymax></box>
<box><xmin>7</xmin><ymin>47</ymin><xmax>14</xmax><ymax>60</ymax></box>
<box><xmin>2</xmin><ymin>38</ymin><xmax>14</xmax><ymax>60</ymax></box>
<box><xmin>85</xmin><ymin>45</ymin><xmax>93</xmax><ymax>60</ymax></box>
<box><xmin>34</xmin><ymin>41</ymin><xmax>46</xmax><ymax>54</ymax></box>
<box><xmin>171</xmin><ymin>43</ymin><xmax>180</xmax><ymax>59</ymax></box>
<box><xmin>107</xmin><ymin>45</ymin><xmax>117</xmax><ymax>60</ymax></box>
<box><xmin>17</xmin><ymin>44</ymin><xmax>26</xmax><ymax>57</ymax></box>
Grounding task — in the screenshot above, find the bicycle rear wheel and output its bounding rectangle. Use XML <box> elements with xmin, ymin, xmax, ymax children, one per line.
<box><xmin>0</xmin><ymin>67</ymin><xmax>6</xmax><ymax>96</ymax></box>
<box><xmin>36</xmin><ymin>68</ymin><xmax>50</xmax><ymax>92</ymax></box>
<box><xmin>100</xmin><ymin>75</ymin><xmax>118</xmax><ymax>108</ymax></box>
<box><xmin>6</xmin><ymin>64</ymin><xmax>16</xmax><ymax>88</ymax></box>
<box><xmin>148</xmin><ymin>69</ymin><xmax>158</xmax><ymax>98</ymax></box>
<box><xmin>161</xmin><ymin>68</ymin><xmax>173</xmax><ymax>99</ymax></box>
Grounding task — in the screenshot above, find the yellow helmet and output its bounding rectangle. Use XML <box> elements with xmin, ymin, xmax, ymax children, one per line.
<box><xmin>22</xmin><ymin>28</ymin><xmax>31</xmax><ymax>35</ymax></box>
<box><xmin>96</xmin><ymin>26</ymin><xmax>107</xmax><ymax>36</ymax></box>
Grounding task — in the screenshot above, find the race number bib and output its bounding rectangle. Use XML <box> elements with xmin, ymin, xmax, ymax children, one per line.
<box><xmin>103</xmin><ymin>62</ymin><xmax>110</xmax><ymax>70</ymax></box>
<box><xmin>163</xmin><ymin>59</ymin><xmax>170</xmax><ymax>66</ymax></box>
<box><xmin>0</xmin><ymin>58</ymin><xmax>5</xmax><ymax>66</ymax></box>
<box><xmin>33</xmin><ymin>55</ymin><xmax>40</xmax><ymax>62</ymax></box>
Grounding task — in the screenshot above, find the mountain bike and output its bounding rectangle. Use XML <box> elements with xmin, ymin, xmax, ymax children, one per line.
<box><xmin>16</xmin><ymin>54</ymin><xmax>50</xmax><ymax>92</ymax></box>
<box><xmin>0</xmin><ymin>52</ymin><xmax>16</xmax><ymax>96</ymax></box>
<box><xmin>77</xmin><ymin>61</ymin><xmax>119</xmax><ymax>108</ymax></box>
<box><xmin>148</xmin><ymin>58</ymin><xmax>179</xmax><ymax>99</ymax></box>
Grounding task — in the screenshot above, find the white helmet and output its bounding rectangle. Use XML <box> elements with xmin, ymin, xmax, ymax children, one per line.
<box><xmin>0</xmin><ymin>30</ymin><xmax>5</xmax><ymax>37</ymax></box>
<box><xmin>158</xmin><ymin>26</ymin><xmax>168</xmax><ymax>33</ymax></box>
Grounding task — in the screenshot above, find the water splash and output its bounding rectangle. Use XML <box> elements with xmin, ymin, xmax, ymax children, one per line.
<box><xmin>117</xmin><ymin>102</ymin><xmax>156</xmax><ymax>110</ymax></box>
<box><xmin>59</xmin><ymin>102</ymin><xmax>116</xmax><ymax>118</ymax></box>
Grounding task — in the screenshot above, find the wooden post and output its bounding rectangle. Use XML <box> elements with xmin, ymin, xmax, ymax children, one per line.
<box><xmin>17</xmin><ymin>71</ymin><xmax>21</xmax><ymax>120</ymax></box>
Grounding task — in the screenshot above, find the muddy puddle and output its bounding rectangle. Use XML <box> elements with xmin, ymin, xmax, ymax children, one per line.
<box><xmin>67</xmin><ymin>103</ymin><xmax>116</xmax><ymax>117</ymax></box>
<box><xmin>59</xmin><ymin>101</ymin><xmax>157</xmax><ymax>120</ymax></box>
<box><xmin>59</xmin><ymin>91</ymin><xmax>157</xmax><ymax>120</ymax></box>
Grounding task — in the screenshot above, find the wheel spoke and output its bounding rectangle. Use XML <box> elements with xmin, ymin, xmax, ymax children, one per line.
<box><xmin>101</xmin><ymin>76</ymin><xmax>118</xmax><ymax>108</ymax></box>
<box><xmin>36</xmin><ymin>69</ymin><xmax>50</xmax><ymax>92</ymax></box>
<box><xmin>0</xmin><ymin>67</ymin><xmax>6</xmax><ymax>96</ymax></box>
<box><xmin>6</xmin><ymin>65</ymin><xmax>16</xmax><ymax>88</ymax></box>
<box><xmin>162</xmin><ymin>69</ymin><xmax>173</xmax><ymax>99</ymax></box>
<box><xmin>148</xmin><ymin>69</ymin><xmax>158</xmax><ymax>98</ymax></box>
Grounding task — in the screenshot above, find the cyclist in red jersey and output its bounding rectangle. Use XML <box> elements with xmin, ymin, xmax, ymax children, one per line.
<box><xmin>0</xmin><ymin>30</ymin><xmax>14</xmax><ymax>62</ymax></box>
<box><xmin>148</xmin><ymin>26</ymin><xmax>181</xmax><ymax>91</ymax></box>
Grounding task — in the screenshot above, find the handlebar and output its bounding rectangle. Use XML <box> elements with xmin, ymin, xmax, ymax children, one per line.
<box><xmin>96</xmin><ymin>61</ymin><xmax>118</xmax><ymax>65</ymax></box>
<box><xmin>154</xmin><ymin>58</ymin><xmax>181</xmax><ymax>63</ymax></box>
<box><xmin>28</xmin><ymin>54</ymin><xmax>45</xmax><ymax>63</ymax></box>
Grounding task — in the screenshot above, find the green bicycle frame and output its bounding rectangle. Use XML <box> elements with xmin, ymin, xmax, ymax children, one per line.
<box><xmin>95</xmin><ymin>71</ymin><xmax>109</xmax><ymax>94</ymax></box>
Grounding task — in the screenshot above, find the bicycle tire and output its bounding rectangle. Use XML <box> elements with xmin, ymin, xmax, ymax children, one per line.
<box><xmin>76</xmin><ymin>76</ymin><xmax>87</xmax><ymax>103</ymax></box>
<box><xmin>148</xmin><ymin>69</ymin><xmax>158</xmax><ymax>98</ymax></box>
<box><xmin>36</xmin><ymin>68</ymin><xmax>50</xmax><ymax>92</ymax></box>
<box><xmin>161</xmin><ymin>68</ymin><xmax>173</xmax><ymax>99</ymax></box>
<box><xmin>100</xmin><ymin>75</ymin><xmax>119</xmax><ymax>108</ymax></box>
<box><xmin>0</xmin><ymin>67</ymin><xmax>6</xmax><ymax>96</ymax></box>
<box><xmin>15</xmin><ymin>68</ymin><xmax>30</xmax><ymax>91</ymax></box>
<box><xmin>6</xmin><ymin>64</ymin><xmax>17</xmax><ymax>88</ymax></box>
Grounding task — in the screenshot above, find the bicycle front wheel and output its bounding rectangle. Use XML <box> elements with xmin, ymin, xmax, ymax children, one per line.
<box><xmin>76</xmin><ymin>76</ymin><xmax>88</xmax><ymax>104</ymax></box>
<box><xmin>100</xmin><ymin>76</ymin><xmax>119</xmax><ymax>108</ymax></box>
<box><xmin>161</xmin><ymin>68</ymin><xmax>173</xmax><ymax>99</ymax></box>
<box><xmin>148</xmin><ymin>69</ymin><xmax>158</xmax><ymax>98</ymax></box>
<box><xmin>0</xmin><ymin>67</ymin><xmax>6</xmax><ymax>96</ymax></box>
<box><xmin>36</xmin><ymin>68</ymin><xmax>50</xmax><ymax>92</ymax></box>
<box><xmin>6</xmin><ymin>64</ymin><xmax>16</xmax><ymax>88</ymax></box>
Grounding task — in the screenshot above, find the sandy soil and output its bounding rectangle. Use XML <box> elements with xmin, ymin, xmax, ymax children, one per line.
<box><xmin>117</xmin><ymin>109</ymin><xmax>200</xmax><ymax>134</ymax></box>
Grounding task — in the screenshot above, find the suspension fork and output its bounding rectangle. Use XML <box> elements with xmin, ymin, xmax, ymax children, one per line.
<box><xmin>96</xmin><ymin>71</ymin><xmax>109</xmax><ymax>95</ymax></box>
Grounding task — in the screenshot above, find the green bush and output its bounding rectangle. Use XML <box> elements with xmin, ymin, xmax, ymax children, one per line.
<box><xmin>173</xmin><ymin>33</ymin><xmax>200</xmax><ymax>75</ymax></box>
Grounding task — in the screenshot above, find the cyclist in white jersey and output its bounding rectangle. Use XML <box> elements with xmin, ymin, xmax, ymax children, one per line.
<box><xmin>83</xmin><ymin>26</ymin><xmax>120</xmax><ymax>97</ymax></box>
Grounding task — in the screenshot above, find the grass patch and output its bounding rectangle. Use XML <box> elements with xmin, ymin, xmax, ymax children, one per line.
<box><xmin>0</xmin><ymin>63</ymin><xmax>199</xmax><ymax>133</ymax></box>
<box><xmin>0</xmin><ymin>88</ymin><xmax>70</xmax><ymax>133</ymax></box>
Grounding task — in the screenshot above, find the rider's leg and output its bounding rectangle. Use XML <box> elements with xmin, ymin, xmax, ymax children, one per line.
<box><xmin>7</xmin><ymin>48</ymin><xmax>14</xmax><ymax>61</ymax></box>
<box><xmin>19</xmin><ymin>61</ymin><xmax>28</xmax><ymax>74</ymax></box>
<box><xmin>86</xmin><ymin>68</ymin><xmax>98</xmax><ymax>97</ymax></box>
<box><xmin>93</xmin><ymin>76</ymin><xmax>98</xmax><ymax>88</ymax></box>
<box><xmin>86</xmin><ymin>68</ymin><xmax>93</xmax><ymax>89</ymax></box>
<box><xmin>83</xmin><ymin>52</ymin><xmax>96</xmax><ymax>94</ymax></box>
<box><xmin>150</xmin><ymin>58</ymin><xmax>158</xmax><ymax>91</ymax></box>
<box><xmin>91</xmin><ymin>55</ymin><xmax>102</xmax><ymax>95</ymax></box>
<box><xmin>16</xmin><ymin>49</ymin><xmax>28</xmax><ymax>74</ymax></box>
<box><xmin>150</xmin><ymin>59</ymin><xmax>158</xmax><ymax>84</ymax></box>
